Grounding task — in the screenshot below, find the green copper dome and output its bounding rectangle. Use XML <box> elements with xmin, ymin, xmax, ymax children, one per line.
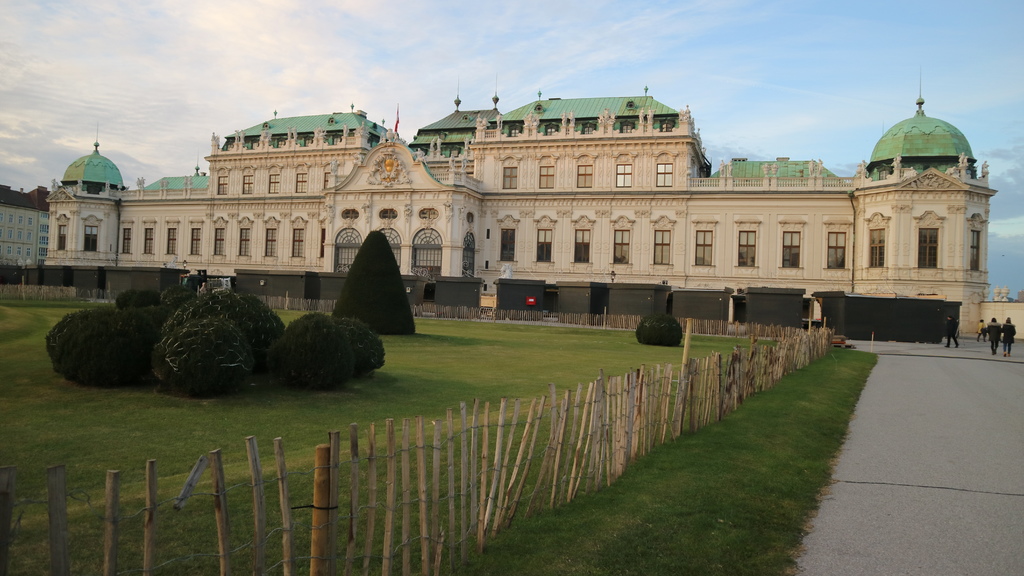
<box><xmin>869</xmin><ymin>99</ymin><xmax>973</xmax><ymax>163</ymax></box>
<box><xmin>62</xmin><ymin>142</ymin><xmax>124</xmax><ymax>188</ymax></box>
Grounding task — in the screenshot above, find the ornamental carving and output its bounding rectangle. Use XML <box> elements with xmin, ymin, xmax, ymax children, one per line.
<box><xmin>612</xmin><ymin>215</ymin><xmax>635</xmax><ymax>229</ymax></box>
<box><xmin>535</xmin><ymin>215</ymin><xmax>557</xmax><ymax>228</ymax></box>
<box><xmin>865</xmin><ymin>212</ymin><xmax>890</xmax><ymax>228</ymax></box>
<box><xmin>497</xmin><ymin>214</ymin><xmax>520</xmax><ymax>228</ymax></box>
<box><xmin>574</xmin><ymin>215</ymin><xmax>594</xmax><ymax>229</ymax></box>
<box><xmin>914</xmin><ymin>210</ymin><xmax>945</xmax><ymax>228</ymax></box>
<box><xmin>651</xmin><ymin>215</ymin><xmax>676</xmax><ymax>228</ymax></box>
<box><xmin>367</xmin><ymin>148</ymin><xmax>412</xmax><ymax>188</ymax></box>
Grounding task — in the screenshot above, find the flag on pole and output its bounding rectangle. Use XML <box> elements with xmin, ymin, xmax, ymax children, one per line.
<box><xmin>394</xmin><ymin>104</ymin><xmax>400</xmax><ymax>135</ymax></box>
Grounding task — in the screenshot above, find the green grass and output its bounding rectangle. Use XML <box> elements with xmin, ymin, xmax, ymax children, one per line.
<box><xmin>0</xmin><ymin>301</ymin><xmax>872</xmax><ymax>575</ymax></box>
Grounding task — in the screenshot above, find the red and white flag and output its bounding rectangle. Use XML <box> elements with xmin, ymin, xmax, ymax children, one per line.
<box><xmin>394</xmin><ymin>104</ymin><xmax>400</xmax><ymax>134</ymax></box>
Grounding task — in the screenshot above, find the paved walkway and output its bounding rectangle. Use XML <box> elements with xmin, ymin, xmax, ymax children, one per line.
<box><xmin>796</xmin><ymin>337</ymin><xmax>1024</xmax><ymax>575</ymax></box>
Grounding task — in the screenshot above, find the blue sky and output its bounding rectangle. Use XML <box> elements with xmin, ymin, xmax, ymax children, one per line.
<box><xmin>2</xmin><ymin>0</ymin><xmax>1021</xmax><ymax>294</ymax></box>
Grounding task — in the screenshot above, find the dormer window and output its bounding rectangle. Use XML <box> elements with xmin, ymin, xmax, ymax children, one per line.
<box><xmin>660</xmin><ymin>120</ymin><xmax>675</xmax><ymax>132</ymax></box>
<box><xmin>327</xmin><ymin>117</ymin><xmax>335</xmax><ymax>125</ymax></box>
<box><xmin>582</xmin><ymin>123</ymin><xmax>595</xmax><ymax>135</ymax></box>
<box><xmin>620</xmin><ymin>121</ymin><xmax>635</xmax><ymax>134</ymax></box>
<box><xmin>534</xmin><ymin>103</ymin><xmax>543</xmax><ymax>112</ymax></box>
<box><xmin>263</xmin><ymin>122</ymin><xmax>269</xmax><ymax>129</ymax></box>
<box><xmin>509</xmin><ymin>127</ymin><xmax>520</xmax><ymax>137</ymax></box>
<box><xmin>626</xmin><ymin>100</ymin><xmax>636</xmax><ymax>109</ymax></box>
<box><xmin>545</xmin><ymin>124</ymin><xmax>558</xmax><ymax>135</ymax></box>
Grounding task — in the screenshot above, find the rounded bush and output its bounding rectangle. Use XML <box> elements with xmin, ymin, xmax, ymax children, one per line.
<box><xmin>162</xmin><ymin>291</ymin><xmax>284</xmax><ymax>372</ymax></box>
<box><xmin>152</xmin><ymin>317</ymin><xmax>253</xmax><ymax>397</ymax></box>
<box><xmin>160</xmin><ymin>284</ymin><xmax>197</xmax><ymax>310</ymax></box>
<box><xmin>635</xmin><ymin>314</ymin><xmax>683</xmax><ymax>347</ymax></box>
<box><xmin>269</xmin><ymin>313</ymin><xmax>354</xmax><ymax>390</ymax></box>
<box><xmin>115</xmin><ymin>289</ymin><xmax>161</xmax><ymax>310</ymax></box>
<box><xmin>333</xmin><ymin>316</ymin><xmax>385</xmax><ymax>377</ymax></box>
<box><xmin>45</xmin><ymin>307</ymin><xmax>161</xmax><ymax>387</ymax></box>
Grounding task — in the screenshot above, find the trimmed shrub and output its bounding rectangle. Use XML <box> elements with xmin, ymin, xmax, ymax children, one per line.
<box><xmin>635</xmin><ymin>314</ymin><xmax>683</xmax><ymax>347</ymax></box>
<box><xmin>333</xmin><ymin>230</ymin><xmax>416</xmax><ymax>335</ymax></box>
<box><xmin>115</xmin><ymin>289</ymin><xmax>161</xmax><ymax>310</ymax></box>
<box><xmin>333</xmin><ymin>316</ymin><xmax>385</xmax><ymax>377</ymax></box>
<box><xmin>162</xmin><ymin>291</ymin><xmax>284</xmax><ymax>372</ymax></box>
<box><xmin>134</xmin><ymin>305</ymin><xmax>173</xmax><ymax>332</ymax></box>
<box><xmin>45</xmin><ymin>307</ymin><xmax>161</xmax><ymax>387</ymax></box>
<box><xmin>269</xmin><ymin>313</ymin><xmax>354</xmax><ymax>390</ymax></box>
<box><xmin>152</xmin><ymin>317</ymin><xmax>253</xmax><ymax>397</ymax></box>
<box><xmin>160</xmin><ymin>284</ymin><xmax>197</xmax><ymax>310</ymax></box>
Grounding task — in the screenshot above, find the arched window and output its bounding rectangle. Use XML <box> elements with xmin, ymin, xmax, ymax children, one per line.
<box><xmin>380</xmin><ymin>227</ymin><xmax>402</xmax><ymax>266</ymax></box>
<box><xmin>462</xmin><ymin>232</ymin><xmax>476</xmax><ymax>277</ymax></box>
<box><xmin>334</xmin><ymin>228</ymin><xmax>362</xmax><ymax>272</ymax></box>
<box><xmin>412</xmin><ymin>228</ymin><xmax>442</xmax><ymax>280</ymax></box>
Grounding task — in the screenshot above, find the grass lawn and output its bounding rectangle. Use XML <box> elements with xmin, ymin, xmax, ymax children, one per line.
<box><xmin>0</xmin><ymin>301</ymin><xmax>873</xmax><ymax>574</ymax></box>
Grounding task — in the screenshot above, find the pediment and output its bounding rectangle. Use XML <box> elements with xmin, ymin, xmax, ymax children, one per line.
<box><xmin>896</xmin><ymin>168</ymin><xmax>967</xmax><ymax>191</ymax></box>
<box><xmin>46</xmin><ymin>187</ymin><xmax>76</xmax><ymax>202</ymax></box>
<box><xmin>334</xmin><ymin>143</ymin><xmax>446</xmax><ymax>192</ymax></box>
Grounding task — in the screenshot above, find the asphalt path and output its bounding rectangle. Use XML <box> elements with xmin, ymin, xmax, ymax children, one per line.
<box><xmin>796</xmin><ymin>337</ymin><xmax>1024</xmax><ymax>575</ymax></box>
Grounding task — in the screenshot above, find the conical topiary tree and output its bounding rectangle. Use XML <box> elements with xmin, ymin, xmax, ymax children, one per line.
<box><xmin>333</xmin><ymin>230</ymin><xmax>416</xmax><ymax>335</ymax></box>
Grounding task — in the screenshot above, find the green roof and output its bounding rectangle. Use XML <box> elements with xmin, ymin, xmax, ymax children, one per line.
<box><xmin>418</xmin><ymin>109</ymin><xmax>501</xmax><ymax>132</ymax></box>
<box><xmin>144</xmin><ymin>175</ymin><xmax>210</xmax><ymax>191</ymax></box>
<box><xmin>235</xmin><ymin>112</ymin><xmax>385</xmax><ymax>138</ymax></box>
<box><xmin>501</xmin><ymin>96</ymin><xmax>678</xmax><ymax>122</ymax></box>
<box><xmin>870</xmin><ymin>99</ymin><xmax>973</xmax><ymax>163</ymax></box>
<box><xmin>62</xmin><ymin>143</ymin><xmax>124</xmax><ymax>186</ymax></box>
<box><xmin>711</xmin><ymin>159</ymin><xmax>837</xmax><ymax>178</ymax></box>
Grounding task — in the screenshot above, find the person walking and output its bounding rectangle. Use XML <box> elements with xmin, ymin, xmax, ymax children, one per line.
<box><xmin>1001</xmin><ymin>318</ymin><xmax>1015</xmax><ymax>357</ymax></box>
<box><xmin>986</xmin><ymin>318</ymin><xmax>1002</xmax><ymax>355</ymax></box>
<box><xmin>945</xmin><ymin>315</ymin><xmax>959</xmax><ymax>348</ymax></box>
<box><xmin>977</xmin><ymin>319</ymin><xmax>987</xmax><ymax>342</ymax></box>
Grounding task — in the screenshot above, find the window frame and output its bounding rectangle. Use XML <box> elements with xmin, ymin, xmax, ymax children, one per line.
<box><xmin>84</xmin><ymin>225</ymin><xmax>98</xmax><ymax>252</ymax></box>
<box><xmin>217</xmin><ymin>175</ymin><xmax>228</xmax><ymax>195</ymax></box>
<box><xmin>536</xmin><ymin>229</ymin><xmax>553</xmax><ymax>262</ymax></box>
<box><xmin>576</xmin><ymin>165</ymin><xmax>593</xmax><ymax>188</ymax></box>
<box><xmin>827</xmin><ymin>231</ymin><xmax>846</xmax><ymax>269</ymax></box>
<box><xmin>969</xmin><ymin>230</ymin><xmax>981</xmax><ymax>271</ymax></box>
<box><xmin>291</xmin><ymin>228</ymin><xmax>305</xmax><ymax>258</ymax></box>
<box><xmin>653</xmin><ymin>230</ymin><xmax>671</xmax><ymax>265</ymax></box>
<box><xmin>239</xmin><ymin>228</ymin><xmax>251</xmax><ymax>257</ymax></box>
<box><xmin>781</xmin><ymin>231</ymin><xmax>801</xmax><ymax>268</ymax></box>
<box><xmin>121</xmin><ymin>227</ymin><xmax>132</xmax><ymax>254</ymax></box>
<box><xmin>656</xmin><ymin>163</ymin><xmax>673</xmax><ymax>187</ymax></box>
<box><xmin>189</xmin><ymin>227</ymin><xmax>202</xmax><ymax>255</ymax></box>
<box><xmin>502</xmin><ymin>166</ymin><xmax>518</xmax><ymax>190</ymax></box>
<box><xmin>499</xmin><ymin>229</ymin><xmax>516</xmax><ymax>261</ymax></box>
<box><xmin>613</xmin><ymin>230</ymin><xmax>631</xmax><ymax>264</ymax></box>
<box><xmin>268</xmin><ymin>173</ymin><xmax>281</xmax><ymax>194</ymax></box>
<box><xmin>695</xmin><ymin>230</ymin><xmax>713</xmax><ymax>266</ymax></box>
<box><xmin>143</xmin><ymin>227</ymin><xmax>155</xmax><ymax>255</ymax></box>
<box><xmin>574</xmin><ymin>229</ymin><xmax>591</xmax><ymax>263</ymax></box>
<box><xmin>213</xmin><ymin>227</ymin><xmax>226</xmax><ymax>256</ymax></box>
<box><xmin>242</xmin><ymin>174</ymin><xmax>254</xmax><ymax>194</ymax></box>
<box><xmin>265</xmin><ymin>228</ymin><xmax>278</xmax><ymax>257</ymax></box>
<box><xmin>616</xmin><ymin>164</ymin><xmax>633</xmax><ymax>188</ymax></box>
<box><xmin>869</xmin><ymin>229</ymin><xmax>885</xmax><ymax>267</ymax></box>
<box><xmin>295</xmin><ymin>173</ymin><xmax>308</xmax><ymax>194</ymax></box>
<box><xmin>737</xmin><ymin>230</ymin><xmax>756</xmax><ymax>267</ymax></box>
<box><xmin>166</xmin><ymin>227</ymin><xmax>177</xmax><ymax>255</ymax></box>
<box><xmin>539</xmin><ymin>166</ymin><xmax>555</xmax><ymax>189</ymax></box>
<box><xmin>917</xmin><ymin>228</ymin><xmax>938</xmax><ymax>268</ymax></box>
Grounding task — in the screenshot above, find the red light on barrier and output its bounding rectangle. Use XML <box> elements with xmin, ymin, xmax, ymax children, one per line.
<box><xmin>526</xmin><ymin>296</ymin><xmax>537</xmax><ymax>306</ymax></box>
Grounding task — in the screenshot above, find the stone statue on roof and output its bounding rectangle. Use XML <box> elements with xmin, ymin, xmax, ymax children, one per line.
<box><xmin>958</xmin><ymin>153</ymin><xmax>968</xmax><ymax>173</ymax></box>
<box><xmin>569</xmin><ymin>111</ymin><xmax>576</xmax><ymax>132</ymax></box>
<box><xmin>892</xmin><ymin>154</ymin><xmax>902</xmax><ymax>174</ymax></box>
<box><xmin>211</xmin><ymin>133</ymin><xmax>220</xmax><ymax>147</ymax></box>
<box><xmin>496</xmin><ymin>114</ymin><xmax>503</xmax><ymax>133</ymax></box>
<box><xmin>136</xmin><ymin>177</ymin><xmax>145</xmax><ymax>190</ymax></box>
<box><xmin>856</xmin><ymin>160</ymin><xmax>867</xmax><ymax>178</ymax></box>
<box><xmin>679</xmin><ymin>105</ymin><xmax>692</xmax><ymax>125</ymax></box>
<box><xmin>981</xmin><ymin>161</ymin><xmax>989</xmax><ymax>179</ymax></box>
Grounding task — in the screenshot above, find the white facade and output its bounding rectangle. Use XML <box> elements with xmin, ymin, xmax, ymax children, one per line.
<box><xmin>45</xmin><ymin>95</ymin><xmax>996</xmax><ymax>322</ymax></box>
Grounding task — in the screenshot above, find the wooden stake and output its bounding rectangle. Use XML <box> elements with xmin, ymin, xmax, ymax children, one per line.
<box><xmin>245</xmin><ymin>437</ymin><xmax>266</xmax><ymax>576</ymax></box>
<box><xmin>346</xmin><ymin>424</ymin><xmax>360</xmax><ymax>576</ymax></box>
<box><xmin>102</xmin><ymin>470</ymin><xmax>119</xmax><ymax>576</ymax></box>
<box><xmin>209</xmin><ymin>450</ymin><xmax>231</xmax><ymax>576</ymax></box>
<box><xmin>47</xmin><ymin>465</ymin><xmax>70</xmax><ymax>576</ymax></box>
<box><xmin>273</xmin><ymin>438</ymin><xmax>295</xmax><ymax>576</ymax></box>
<box><xmin>143</xmin><ymin>460</ymin><xmax>157</xmax><ymax>576</ymax></box>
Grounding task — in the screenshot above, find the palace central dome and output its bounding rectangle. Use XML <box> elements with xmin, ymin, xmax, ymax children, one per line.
<box><xmin>62</xmin><ymin>142</ymin><xmax>124</xmax><ymax>188</ymax></box>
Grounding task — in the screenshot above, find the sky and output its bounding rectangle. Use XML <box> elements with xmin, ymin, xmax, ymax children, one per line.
<box><xmin>1</xmin><ymin>0</ymin><xmax>1022</xmax><ymax>294</ymax></box>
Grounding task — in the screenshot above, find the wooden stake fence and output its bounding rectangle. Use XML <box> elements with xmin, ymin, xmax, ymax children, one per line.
<box><xmin>1</xmin><ymin>328</ymin><xmax>832</xmax><ymax>575</ymax></box>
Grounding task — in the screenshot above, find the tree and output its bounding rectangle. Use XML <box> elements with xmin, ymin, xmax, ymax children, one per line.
<box><xmin>333</xmin><ymin>230</ymin><xmax>416</xmax><ymax>335</ymax></box>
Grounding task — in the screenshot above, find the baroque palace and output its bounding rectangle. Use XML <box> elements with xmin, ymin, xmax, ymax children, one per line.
<box><xmin>45</xmin><ymin>92</ymin><xmax>995</xmax><ymax>321</ymax></box>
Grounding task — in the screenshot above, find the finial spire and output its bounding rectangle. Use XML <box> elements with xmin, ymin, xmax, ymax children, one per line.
<box><xmin>644</xmin><ymin>85</ymin><xmax>649</xmax><ymax>96</ymax></box>
<box><xmin>538</xmin><ymin>89</ymin><xmax>542</xmax><ymax>100</ymax></box>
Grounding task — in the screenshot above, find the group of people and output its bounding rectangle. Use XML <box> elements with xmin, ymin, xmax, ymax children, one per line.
<box><xmin>975</xmin><ymin>317</ymin><xmax>1017</xmax><ymax>357</ymax></box>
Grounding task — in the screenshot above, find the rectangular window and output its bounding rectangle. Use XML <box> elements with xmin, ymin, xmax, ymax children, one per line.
<box><xmin>26</xmin><ymin>231</ymin><xmax>32</xmax><ymax>241</ymax></box>
<box><xmin>577</xmin><ymin>165</ymin><xmax>593</xmax><ymax>188</ymax></box>
<box><xmin>324</xmin><ymin>172</ymin><xmax>331</xmax><ymax>189</ymax></box>
<box><xmin>166</xmin><ymin>228</ymin><xmax>177</xmax><ymax>255</ymax></box>
<box><xmin>295</xmin><ymin>173</ymin><xmax>308</xmax><ymax>193</ymax></box>
<box><xmin>500</xmin><ymin>229</ymin><xmax>516</xmax><ymax>261</ymax></box>
<box><xmin>616</xmin><ymin>164</ymin><xmax>633</xmax><ymax>188</ymax></box>
<box><xmin>58</xmin><ymin>225</ymin><xmax>68</xmax><ymax>250</ymax></box>
<box><xmin>18</xmin><ymin>215</ymin><xmax>23</xmax><ymax>224</ymax></box>
<box><xmin>143</xmin><ymin>228</ymin><xmax>155</xmax><ymax>254</ymax></box>
<box><xmin>918</xmin><ymin>228</ymin><xmax>938</xmax><ymax>268</ymax></box>
<box><xmin>320</xmin><ymin>228</ymin><xmax>326</xmax><ymax>259</ymax></box>
<box><xmin>292</xmin><ymin>228</ymin><xmax>305</xmax><ymax>257</ymax></box>
<box><xmin>84</xmin><ymin>225</ymin><xmax>98</xmax><ymax>252</ymax></box>
<box><xmin>738</xmin><ymin>231</ymin><xmax>756</xmax><ymax>267</ymax></box>
<box><xmin>539</xmin><ymin>166</ymin><xmax>555</xmax><ymax>189</ymax></box>
<box><xmin>695</xmin><ymin>231</ymin><xmax>713</xmax><ymax>266</ymax></box>
<box><xmin>782</xmin><ymin>231</ymin><xmax>801</xmax><ymax>268</ymax></box>
<box><xmin>242</xmin><ymin>174</ymin><xmax>254</xmax><ymax>194</ymax></box>
<box><xmin>213</xmin><ymin>227</ymin><xmax>226</xmax><ymax>256</ymax></box>
<box><xmin>189</xmin><ymin>228</ymin><xmax>202</xmax><ymax>255</ymax></box>
<box><xmin>40</xmin><ymin>224</ymin><xmax>49</xmax><ymax>234</ymax></box>
<box><xmin>827</xmin><ymin>232</ymin><xmax>846</xmax><ymax>269</ymax></box>
<box><xmin>239</xmin><ymin>228</ymin><xmax>251</xmax><ymax>256</ymax></box>
<box><xmin>656</xmin><ymin>163</ymin><xmax>673</xmax><ymax>187</ymax></box>
<box><xmin>869</xmin><ymin>229</ymin><xmax>885</xmax><ymax>267</ymax></box>
<box><xmin>268</xmin><ymin>174</ymin><xmax>281</xmax><ymax>194</ymax></box>
<box><xmin>574</xmin><ymin>229</ymin><xmax>591</xmax><ymax>263</ymax></box>
<box><xmin>653</xmin><ymin>230</ymin><xmax>671</xmax><ymax>265</ymax></box>
<box><xmin>28</xmin><ymin>217</ymin><xmax>33</xmax><ymax>226</ymax></box>
<box><xmin>40</xmin><ymin>236</ymin><xmax>48</xmax><ymax>246</ymax></box>
<box><xmin>121</xmin><ymin>228</ymin><xmax>132</xmax><ymax>254</ymax></box>
<box><xmin>613</xmin><ymin>230</ymin><xmax>631</xmax><ymax>264</ymax></box>
<box><xmin>536</xmin><ymin>229</ymin><xmax>553</xmax><ymax>262</ymax></box>
<box><xmin>970</xmin><ymin>230</ymin><xmax>980</xmax><ymax>271</ymax></box>
<box><xmin>502</xmin><ymin>167</ymin><xmax>518</xmax><ymax>189</ymax></box>
<box><xmin>265</xmin><ymin>229</ymin><xmax>277</xmax><ymax>257</ymax></box>
<box><xmin>217</xmin><ymin>176</ymin><xmax>228</xmax><ymax>195</ymax></box>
